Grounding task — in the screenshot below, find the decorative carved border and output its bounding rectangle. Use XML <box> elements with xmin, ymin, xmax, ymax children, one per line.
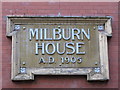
<box><xmin>6</xmin><ymin>16</ymin><xmax>112</xmax><ymax>81</ymax></box>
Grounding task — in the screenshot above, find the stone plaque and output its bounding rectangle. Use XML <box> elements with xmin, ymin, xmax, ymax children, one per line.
<box><xmin>6</xmin><ymin>16</ymin><xmax>112</xmax><ymax>81</ymax></box>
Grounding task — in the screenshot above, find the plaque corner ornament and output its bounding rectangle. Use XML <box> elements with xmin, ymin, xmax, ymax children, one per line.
<box><xmin>6</xmin><ymin>16</ymin><xmax>112</xmax><ymax>81</ymax></box>
<box><xmin>87</xmin><ymin>67</ymin><xmax>109</xmax><ymax>81</ymax></box>
<box><xmin>11</xmin><ymin>73</ymin><xmax>34</xmax><ymax>81</ymax></box>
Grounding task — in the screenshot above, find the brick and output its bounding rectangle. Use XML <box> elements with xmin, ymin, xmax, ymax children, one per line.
<box><xmin>24</xmin><ymin>5</ymin><xmax>59</xmax><ymax>10</ymax></box>
<box><xmin>24</xmin><ymin>2</ymin><xmax>59</xmax><ymax>6</ymax></box>
<box><xmin>59</xmin><ymin>2</ymin><xmax>118</xmax><ymax>6</ymax></box>
<box><xmin>60</xmin><ymin>5</ymin><xmax>94</xmax><ymax>10</ymax></box>
<box><xmin>108</xmin><ymin>40</ymin><xmax>118</xmax><ymax>46</ymax></box>
<box><xmin>2</xmin><ymin>2</ymin><xmax>21</xmax><ymax>6</ymax></box>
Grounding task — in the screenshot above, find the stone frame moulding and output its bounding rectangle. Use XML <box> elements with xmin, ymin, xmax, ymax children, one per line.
<box><xmin>6</xmin><ymin>15</ymin><xmax>112</xmax><ymax>81</ymax></box>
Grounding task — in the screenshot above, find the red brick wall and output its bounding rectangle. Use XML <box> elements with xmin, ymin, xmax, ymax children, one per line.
<box><xmin>0</xmin><ymin>1</ymin><xmax>2</xmax><ymax>90</ymax></box>
<box><xmin>2</xmin><ymin>2</ymin><xmax>118</xmax><ymax>88</ymax></box>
